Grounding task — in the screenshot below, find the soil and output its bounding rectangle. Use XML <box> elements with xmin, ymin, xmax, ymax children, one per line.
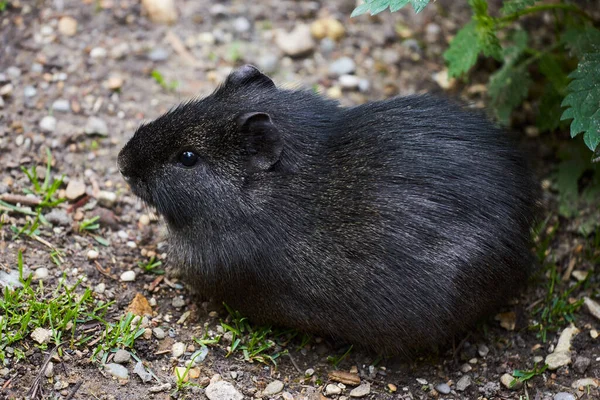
<box><xmin>0</xmin><ymin>1</ymin><xmax>599</xmax><ymax>400</ymax></box>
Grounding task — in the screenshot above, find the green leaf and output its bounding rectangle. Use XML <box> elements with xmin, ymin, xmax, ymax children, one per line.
<box><xmin>538</xmin><ymin>54</ymin><xmax>569</xmax><ymax>94</ymax></box>
<box><xmin>489</xmin><ymin>64</ymin><xmax>532</xmax><ymax>125</ymax></box>
<box><xmin>562</xmin><ymin>25</ymin><xmax>600</xmax><ymax>58</ymax></box>
<box><xmin>501</xmin><ymin>0</ymin><xmax>536</xmax><ymax>15</ymax></box>
<box><xmin>469</xmin><ymin>0</ymin><xmax>502</xmax><ymax>60</ymax></box>
<box><xmin>561</xmin><ymin>52</ymin><xmax>600</xmax><ymax>151</ymax></box>
<box><xmin>351</xmin><ymin>0</ymin><xmax>431</xmax><ymax>17</ymax></box>
<box><xmin>444</xmin><ymin>21</ymin><xmax>480</xmax><ymax>78</ymax></box>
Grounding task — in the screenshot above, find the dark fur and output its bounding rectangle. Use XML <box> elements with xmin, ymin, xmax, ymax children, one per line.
<box><xmin>118</xmin><ymin>65</ymin><xmax>539</xmax><ymax>356</ymax></box>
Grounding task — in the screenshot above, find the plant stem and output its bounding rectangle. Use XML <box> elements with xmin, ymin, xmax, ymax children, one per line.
<box><xmin>501</xmin><ymin>3</ymin><xmax>595</xmax><ymax>24</ymax></box>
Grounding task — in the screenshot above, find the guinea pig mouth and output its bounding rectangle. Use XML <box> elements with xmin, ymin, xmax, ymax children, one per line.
<box><xmin>123</xmin><ymin>177</ymin><xmax>155</xmax><ymax>207</ymax></box>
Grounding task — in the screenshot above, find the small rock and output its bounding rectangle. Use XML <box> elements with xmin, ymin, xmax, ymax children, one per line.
<box><xmin>205</xmin><ymin>380</ymin><xmax>243</xmax><ymax>400</ymax></box>
<box><xmin>24</xmin><ymin>85</ymin><xmax>37</xmax><ymax>97</ymax></box>
<box><xmin>139</xmin><ymin>214</ymin><xmax>151</xmax><ymax>226</ymax></box>
<box><xmin>263</xmin><ymin>380</ymin><xmax>284</xmax><ymax>396</ymax></box>
<box><xmin>584</xmin><ymin>297</ymin><xmax>600</xmax><ymax>321</ymax></box>
<box><xmin>44</xmin><ymin>361</ymin><xmax>54</xmax><ymax>378</ymax></box>
<box><xmin>478</xmin><ymin>344</ymin><xmax>490</xmax><ymax>357</ymax></box>
<box><xmin>143</xmin><ymin>328</ymin><xmax>152</xmax><ymax>340</ymax></box>
<box><xmin>573</xmin><ymin>356</ymin><xmax>591</xmax><ymax>374</ymax></box>
<box><xmin>113</xmin><ymin>349</ymin><xmax>131</xmax><ymax>364</ymax></box>
<box><xmin>500</xmin><ymin>373</ymin><xmax>522</xmax><ymax>390</ymax></box>
<box><xmin>325</xmin><ymin>384</ymin><xmax>342</xmax><ymax>396</ymax></box>
<box><xmin>275</xmin><ymin>24</ymin><xmax>315</xmax><ymax>57</ymax></box>
<box><xmin>105</xmin><ymin>76</ymin><xmax>124</xmax><ymax>90</ymax></box>
<box><xmin>97</xmin><ymin>191</ymin><xmax>117</xmax><ymax>208</ymax></box>
<box><xmin>120</xmin><ymin>271</ymin><xmax>136</xmax><ymax>282</ymax></box>
<box><xmin>425</xmin><ymin>23</ymin><xmax>441</xmax><ymax>43</ymax></box>
<box><xmin>149</xmin><ymin>383</ymin><xmax>172</xmax><ymax>393</ymax></box>
<box><xmin>460</xmin><ymin>363</ymin><xmax>472</xmax><ymax>373</ymax></box>
<box><xmin>0</xmin><ymin>83</ymin><xmax>13</xmax><ymax>96</ymax></box>
<box><xmin>52</xmin><ymin>99</ymin><xmax>71</xmax><ymax>112</ymax></box>
<box><xmin>571</xmin><ymin>270</ymin><xmax>588</xmax><ymax>281</ymax></box>
<box><xmin>0</xmin><ymin>96</ymin><xmax>4</xmax><ymax>108</ymax></box>
<box><xmin>326</xmin><ymin>86</ymin><xmax>342</xmax><ymax>99</ymax></box>
<box><xmin>533</xmin><ymin>355</ymin><xmax>544</xmax><ymax>363</ymax></box>
<box><xmin>6</xmin><ymin>66</ymin><xmax>21</xmax><ymax>79</ymax></box>
<box><xmin>329</xmin><ymin>370</ymin><xmax>360</xmax><ymax>386</ymax></box>
<box><xmin>546</xmin><ymin>325</ymin><xmax>579</xmax><ymax>370</ymax></box>
<box><xmin>591</xmin><ymin>329</ymin><xmax>599</xmax><ymax>339</ymax></box>
<box><xmin>147</xmin><ymin>47</ymin><xmax>170</xmax><ymax>62</ymax></box>
<box><xmin>495</xmin><ymin>311</ymin><xmax>517</xmax><ymax>331</ymax></box>
<box><xmin>39</xmin><ymin>116</ymin><xmax>57</xmax><ymax>133</ymax></box>
<box><xmin>311</xmin><ymin>18</ymin><xmax>345</xmax><ymax>41</ymax></box>
<box><xmin>65</xmin><ymin>180</ymin><xmax>86</xmax><ymax>200</ymax></box>
<box><xmin>233</xmin><ymin>17</ymin><xmax>251</xmax><ymax>33</ymax></box>
<box><xmin>133</xmin><ymin>361</ymin><xmax>153</xmax><ymax>383</ymax></box>
<box><xmin>141</xmin><ymin>0</ymin><xmax>178</xmax><ymax>24</ymax></box>
<box><xmin>435</xmin><ymin>383</ymin><xmax>451</xmax><ymax>394</ymax></box>
<box><xmin>329</xmin><ymin>57</ymin><xmax>356</xmax><ymax>76</ymax></box>
<box><xmin>172</xmin><ymin>297</ymin><xmax>185</xmax><ymax>308</ymax></box>
<box><xmin>433</xmin><ymin>69</ymin><xmax>456</xmax><ymax>90</ymax></box>
<box><xmin>90</xmin><ymin>47</ymin><xmax>107</xmax><ymax>59</ymax></box>
<box><xmin>172</xmin><ymin>342</ymin><xmax>186</xmax><ymax>358</ymax></box>
<box><xmin>104</xmin><ymin>363</ymin><xmax>129</xmax><ymax>380</ymax></box>
<box><xmin>33</xmin><ymin>268</ymin><xmax>49</xmax><ymax>280</ymax></box>
<box><xmin>257</xmin><ymin>54</ymin><xmax>278</xmax><ymax>74</ymax></box>
<box><xmin>305</xmin><ymin>368</ymin><xmax>315</xmax><ymax>377</ymax></box>
<box><xmin>44</xmin><ymin>208</ymin><xmax>73</xmax><ymax>226</ymax></box>
<box><xmin>320</xmin><ymin>37</ymin><xmax>336</xmax><ymax>54</ymax></box>
<box><xmin>111</xmin><ymin>43</ymin><xmax>130</xmax><ymax>59</ymax></box>
<box><xmin>554</xmin><ymin>393</ymin><xmax>576</xmax><ymax>400</ymax></box>
<box><xmin>416</xmin><ymin>378</ymin><xmax>428</xmax><ymax>385</ymax></box>
<box><xmin>190</xmin><ymin>347</ymin><xmax>209</xmax><ymax>364</ymax></box>
<box><xmin>153</xmin><ymin>327</ymin><xmax>166</xmax><ymax>339</ymax></box>
<box><xmin>31</xmin><ymin>327</ymin><xmax>52</xmax><ymax>344</ymax></box>
<box><xmin>95</xmin><ymin>283</ymin><xmax>106</xmax><ymax>294</ymax></box>
<box><xmin>58</xmin><ymin>16</ymin><xmax>78</xmax><ymax>36</ymax></box>
<box><xmin>339</xmin><ymin>74</ymin><xmax>361</xmax><ymax>89</ymax></box>
<box><xmin>85</xmin><ymin>117</ymin><xmax>109</xmax><ymax>136</ymax></box>
<box><xmin>571</xmin><ymin>378</ymin><xmax>599</xmax><ymax>389</ymax></box>
<box><xmin>456</xmin><ymin>375</ymin><xmax>472</xmax><ymax>391</ymax></box>
<box><xmin>349</xmin><ymin>382</ymin><xmax>370</xmax><ymax>398</ymax></box>
<box><xmin>174</xmin><ymin>366</ymin><xmax>189</xmax><ymax>383</ymax></box>
<box><xmin>87</xmin><ymin>249</ymin><xmax>99</xmax><ymax>260</ymax></box>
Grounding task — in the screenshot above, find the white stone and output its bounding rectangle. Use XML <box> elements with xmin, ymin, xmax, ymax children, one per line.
<box><xmin>31</xmin><ymin>327</ymin><xmax>52</xmax><ymax>344</ymax></box>
<box><xmin>87</xmin><ymin>249</ymin><xmax>99</xmax><ymax>260</ymax></box>
<box><xmin>33</xmin><ymin>268</ymin><xmax>49</xmax><ymax>280</ymax></box>
<box><xmin>120</xmin><ymin>271</ymin><xmax>136</xmax><ymax>282</ymax></box>
<box><xmin>263</xmin><ymin>380</ymin><xmax>284</xmax><ymax>396</ymax></box>
<box><xmin>325</xmin><ymin>384</ymin><xmax>342</xmax><ymax>395</ymax></box>
<box><xmin>172</xmin><ymin>342</ymin><xmax>186</xmax><ymax>358</ymax></box>
<box><xmin>205</xmin><ymin>380</ymin><xmax>243</xmax><ymax>400</ymax></box>
<box><xmin>39</xmin><ymin>116</ymin><xmax>57</xmax><ymax>133</ymax></box>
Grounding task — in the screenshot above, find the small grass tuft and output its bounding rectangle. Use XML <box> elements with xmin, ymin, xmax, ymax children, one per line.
<box><xmin>92</xmin><ymin>312</ymin><xmax>145</xmax><ymax>361</ymax></box>
<box><xmin>511</xmin><ymin>363</ymin><xmax>548</xmax><ymax>388</ymax></box>
<box><xmin>79</xmin><ymin>216</ymin><xmax>100</xmax><ymax>232</ymax></box>
<box><xmin>327</xmin><ymin>345</ymin><xmax>354</xmax><ymax>368</ymax></box>
<box><xmin>151</xmin><ymin>70</ymin><xmax>179</xmax><ymax>91</ymax></box>
<box><xmin>138</xmin><ymin>256</ymin><xmax>164</xmax><ymax>275</ymax></box>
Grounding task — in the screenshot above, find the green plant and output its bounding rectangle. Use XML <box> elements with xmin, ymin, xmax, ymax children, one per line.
<box><xmin>92</xmin><ymin>312</ymin><xmax>145</xmax><ymax>361</ymax></box>
<box><xmin>0</xmin><ymin>251</ymin><xmax>111</xmax><ymax>361</ymax></box>
<box><xmin>511</xmin><ymin>363</ymin><xmax>548</xmax><ymax>387</ymax></box>
<box><xmin>327</xmin><ymin>345</ymin><xmax>354</xmax><ymax>368</ymax></box>
<box><xmin>138</xmin><ymin>256</ymin><xmax>164</xmax><ymax>275</ymax></box>
<box><xmin>352</xmin><ymin>0</ymin><xmax>600</xmax><ymax>154</ymax></box>
<box><xmin>79</xmin><ymin>216</ymin><xmax>100</xmax><ymax>232</ymax></box>
<box><xmin>0</xmin><ymin>1</ymin><xmax>8</xmax><ymax>12</ymax></box>
<box><xmin>21</xmin><ymin>148</ymin><xmax>65</xmax><ymax>209</ymax></box>
<box><xmin>151</xmin><ymin>69</ymin><xmax>179</xmax><ymax>91</ymax></box>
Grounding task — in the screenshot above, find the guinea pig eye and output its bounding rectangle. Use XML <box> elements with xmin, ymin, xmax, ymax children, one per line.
<box><xmin>178</xmin><ymin>151</ymin><xmax>199</xmax><ymax>167</ymax></box>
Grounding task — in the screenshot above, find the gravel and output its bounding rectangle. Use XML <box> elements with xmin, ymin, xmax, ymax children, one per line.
<box><xmin>435</xmin><ymin>383</ymin><xmax>451</xmax><ymax>394</ymax></box>
<box><xmin>456</xmin><ymin>375</ymin><xmax>472</xmax><ymax>391</ymax></box>
<box><xmin>120</xmin><ymin>271</ymin><xmax>136</xmax><ymax>282</ymax></box>
<box><xmin>329</xmin><ymin>56</ymin><xmax>356</xmax><ymax>76</ymax></box>
<box><xmin>205</xmin><ymin>380</ymin><xmax>243</xmax><ymax>400</ymax></box>
<box><xmin>113</xmin><ymin>349</ymin><xmax>131</xmax><ymax>364</ymax></box>
<box><xmin>262</xmin><ymin>380</ymin><xmax>284</xmax><ymax>396</ymax></box>
<box><xmin>45</xmin><ymin>209</ymin><xmax>71</xmax><ymax>226</ymax></box>
<box><xmin>104</xmin><ymin>363</ymin><xmax>129</xmax><ymax>380</ymax></box>
<box><xmin>39</xmin><ymin>116</ymin><xmax>57</xmax><ymax>132</ymax></box>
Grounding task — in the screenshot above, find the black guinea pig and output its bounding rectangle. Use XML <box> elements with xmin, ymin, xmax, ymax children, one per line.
<box><xmin>118</xmin><ymin>65</ymin><xmax>539</xmax><ymax>356</ymax></box>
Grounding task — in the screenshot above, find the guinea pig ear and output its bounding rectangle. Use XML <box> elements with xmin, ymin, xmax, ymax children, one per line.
<box><xmin>227</xmin><ymin>65</ymin><xmax>275</xmax><ymax>90</ymax></box>
<box><xmin>237</xmin><ymin>112</ymin><xmax>282</xmax><ymax>172</ymax></box>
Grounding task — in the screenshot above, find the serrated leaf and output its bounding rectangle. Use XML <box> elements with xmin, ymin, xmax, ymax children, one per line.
<box><xmin>409</xmin><ymin>0</ymin><xmax>429</xmax><ymax>13</ymax></box>
<box><xmin>351</xmin><ymin>0</ymin><xmax>431</xmax><ymax>17</ymax></box>
<box><xmin>561</xmin><ymin>52</ymin><xmax>600</xmax><ymax>151</ymax></box>
<box><xmin>501</xmin><ymin>0</ymin><xmax>536</xmax><ymax>15</ymax></box>
<box><xmin>444</xmin><ymin>21</ymin><xmax>480</xmax><ymax>78</ymax></box>
<box><xmin>469</xmin><ymin>0</ymin><xmax>502</xmax><ymax>60</ymax></box>
<box><xmin>562</xmin><ymin>25</ymin><xmax>600</xmax><ymax>58</ymax></box>
<box><xmin>350</xmin><ymin>3</ymin><xmax>372</xmax><ymax>17</ymax></box>
<box><xmin>390</xmin><ymin>0</ymin><xmax>410</xmax><ymax>12</ymax></box>
<box><xmin>539</xmin><ymin>54</ymin><xmax>569</xmax><ymax>93</ymax></box>
<box><xmin>489</xmin><ymin>64</ymin><xmax>532</xmax><ymax>125</ymax></box>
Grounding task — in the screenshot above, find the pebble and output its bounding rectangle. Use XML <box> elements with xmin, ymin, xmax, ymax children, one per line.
<box><xmin>6</xmin><ymin>66</ymin><xmax>21</xmax><ymax>79</ymax></box>
<box><xmin>45</xmin><ymin>208</ymin><xmax>71</xmax><ymax>226</ymax></box>
<box><xmin>133</xmin><ymin>361</ymin><xmax>153</xmax><ymax>383</ymax></box>
<box><xmin>325</xmin><ymin>384</ymin><xmax>342</xmax><ymax>395</ymax></box>
<box><xmin>104</xmin><ymin>363</ymin><xmax>129</xmax><ymax>380</ymax></box>
<box><xmin>149</xmin><ymin>383</ymin><xmax>172</xmax><ymax>393</ymax></box>
<box><xmin>97</xmin><ymin>190</ymin><xmax>117</xmax><ymax>208</ymax></box>
<box><xmin>571</xmin><ymin>270</ymin><xmax>588</xmax><ymax>281</ymax></box>
<box><xmin>172</xmin><ymin>342</ymin><xmax>186</xmax><ymax>358</ymax></box>
<box><xmin>320</xmin><ymin>37</ymin><xmax>336</xmax><ymax>54</ymax></box>
<box><xmin>113</xmin><ymin>349</ymin><xmax>131</xmax><ymax>364</ymax></box>
<box><xmin>52</xmin><ymin>99</ymin><xmax>71</xmax><ymax>112</ymax></box>
<box><xmin>141</xmin><ymin>0</ymin><xmax>178</xmax><ymax>24</ymax></box>
<box><xmin>44</xmin><ymin>361</ymin><xmax>54</xmax><ymax>378</ymax></box>
<box><xmin>571</xmin><ymin>378</ymin><xmax>599</xmax><ymax>388</ymax></box>
<box><xmin>95</xmin><ymin>283</ymin><xmax>106</xmax><ymax>294</ymax></box>
<box><xmin>172</xmin><ymin>297</ymin><xmax>186</xmax><ymax>308</ymax></box>
<box><xmin>584</xmin><ymin>297</ymin><xmax>600</xmax><ymax>321</ymax></box>
<box><xmin>349</xmin><ymin>382</ymin><xmax>370</xmax><ymax>397</ymax></box>
<box><xmin>500</xmin><ymin>373</ymin><xmax>521</xmax><ymax>389</ymax></box>
<box><xmin>105</xmin><ymin>76</ymin><xmax>123</xmax><ymax>90</ymax></box>
<box><xmin>139</xmin><ymin>214</ymin><xmax>151</xmax><ymax>226</ymax></box>
<box><xmin>233</xmin><ymin>17</ymin><xmax>251</xmax><ymax>33</ymax></box>
<box><xmin>31</xmin><ymin>327</ymin><xmax>52</xmax><ymax>344</ymax></box>
<box><xmin>546</xmin><ymin>325</ymin><xmax>579</xmax><ymax>370</ymax></box>
<box><xmin>190</xmin><ymin>347</ymin><xmax>209</xmax><ymax>364</ymax></box>
<box><xmin>58</xmin><ymin>16</ymin><xmax>78</xmax><ymax>36</ymax></box>
<box><xmin>65</xmin><ymin>179</ymin><xmax>86</xmax><ymax>200</ymax></box>
<box><xmin>174</xmin><ymin>367</ymin><xmax>189</xmax><ymax>382</ymax></box>
<box><xmin>554</xmin><ymin>393</ymin><xmax>576</xmax><ymax>400</ymax></box>
<box><xmin>305</xmin><ymin>368</ymin><xmax>315</xmax><ymax>377</ymax></box>
<box><xmin>33</xmin><ymin>268</ymin><xmax>49</xmax><ymax>280</ymax></box>
<box><xmin>257</xmin><ymin>54</ymin><xmax>278</xmax><ymax>74</ymax></box>
<box><xmin>0</xmin><ymin>83</ymin><xmax>13</xmax><ymax>97</ymax></box>
<box><xmin>90</xmin><ymin>47</ymin><xmax>107</xmax><ymax>59</ymax></box>
<box><xmin>433</xmin><ymin>69</ymin><xmax>456</xmax><ymax>90</ymax></box>
<box><xmin>39</xmin><ymin>116</ymin><xmax>57</xmax><ymax>133</ymax></box>
<box><xmin>84</xmin><ymin>117</ymin><xmax>109</xmax><ymax>136</ymax></box>
<box><xmin>87</xmin><ymin>249</ymin><xmax>99</xmax><ymax>260</ymax></box>
<box><xmin>153</xmin><ymin>327</ymin><xmax>166</xmax><ymax>339</ymax></box>
<box><xmin>263</xmin><ymin>380</ymin><xmax>284</xmax><ymax>396</ymax></box>
<box><xmin>24</xmin><ymin>85</ymin><xmax>37</xmax><ymax>97</ymax></box>
<box><xmin>147</xmin><ymin>47</ymin><xmax>169</xmax><ymax>62</ymax></box>
<box><xmin>120</xmin><ymin>271</ymin><xmax>136</xmax><ymax>282</ymax></box>
<box><xmin>310</xmin><ymin>18</ymin><xmax>345</xmax><ymax>41</ymax></box>
<box><xmin>573</xmin><ymin>356</ymin><xmax>591</xmax><ymax>374</ymax></box>
<box><xmin>0</xmin><ymin>96</ymin><xmax>4</xmax><ymax>108</ymax></box>
<box><xmin>339</xmin><ymin>74</ymin><xmax>361</xmax><ymax>89</ymax></box>
<box><xmin>205</xmin><ymin>380</ymin><xmax>243</xmax><ymax>400</ymax></box>
<box><xmin>329</xmin><ymin>57</ymin><xmax>356</xmax><ymax>76</ymax></box>
<box><xmin>478</xmin><ymin>344</ymin><xmax>490</xmax><ymax>357</ymax></box>
<box><xmin>276</xmin><ymin>24</ymin><xmax>315</xmax><ymax>57</ymax></box>
<box><xmin>111</xmin><ymin>43</ymin><xmax>130</xmax><ymax>59</ymax></box>
<box><xmin>533</xmin><ymin>355</ymin><xmax>544</xmax><ymax>363</ymax></box>
<box><xmin>435</xmin><ymin>383</ymin><xmax>451</xmax><ymax>394</ymax></box>
<box><xmin>425</xmin><ymin>23</ymin><xmax>441</xmax><ymax>43</ymax></box>
<box><xmin>456</xmin><ymin>375</ymin><xmax>472</xmax><ymax>391</ymax></box>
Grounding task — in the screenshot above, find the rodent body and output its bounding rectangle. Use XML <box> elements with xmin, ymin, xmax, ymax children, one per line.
<box><xmin>118</xmin><ymin>65</ymin><xmax>538</xmax><ymax>355</ymax></box>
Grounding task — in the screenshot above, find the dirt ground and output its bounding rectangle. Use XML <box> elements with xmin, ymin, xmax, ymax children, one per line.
<box><xmin>0</xmin><ymin>0</ymin><xmax>599</xmax><ymax>399</ymax></box>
